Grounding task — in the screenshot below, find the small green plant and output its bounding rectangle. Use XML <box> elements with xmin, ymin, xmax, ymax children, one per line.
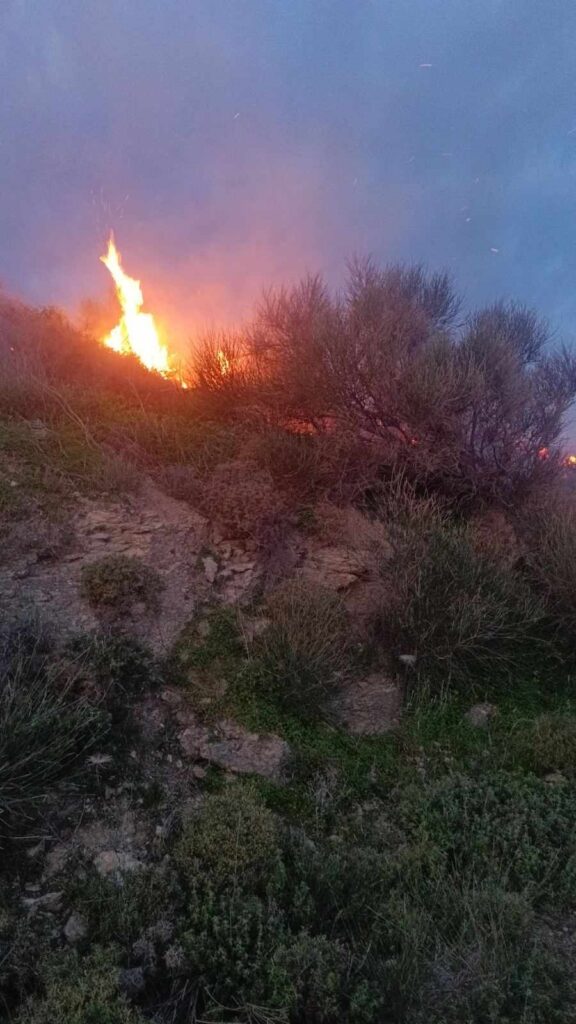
<box><xmin>81</xmin><ymin>555</ymin><xmax>163</xmax><ymax>613</ymax></box>
<box><xmin>16</xmin><ymin>946</ymin><xmax>144</xmax><ymax>1024</ymax></box>
<box><xmin>175</xmin><ymin>785</ymin><xmax>279</xmax><ymax>886</ymax></box>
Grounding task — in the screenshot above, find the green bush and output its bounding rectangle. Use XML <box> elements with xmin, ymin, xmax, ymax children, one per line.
<box><xmin>505</xmin><ymin>713</ymin><xmax>576</xmax><ymax>777</ymax></box>
<box><xmin>0</xmin><ymin>626</ymin><xmax>105</xmax><ymax>835</ymax></box>
<box><xmin>384</xmin><ymin>522</ymin><xmax>552</xmax><ymax>690</ymax></box>
<box><xmin>256</xmin><ymin>579</ymin><xmax>353</xmax><ymax>716</ymax></box>
<box><xmin>397</xmin><ymin>771</ymin><xmax>576</xmax><ymax>903</ymax></box>
<box><xmin>175</xmin><ymin>786</ymin><xmax>279</xmax><ymax>887</ymax></box>
<box><xmin>16</xmin><ymin>947</ymin><xmax>144</xmax><ymax>1024</ymax></box>
<box><xmin>81</xmin><ymin>555</ymin><xmax>163</xmax><ymax>613</ymax></box>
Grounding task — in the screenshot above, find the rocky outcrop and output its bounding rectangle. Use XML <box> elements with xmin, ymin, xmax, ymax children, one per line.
<box><xmin>330</xmin><ymin>673</ymin><xmax>402</xmax><ymax>735</ymax></box>
<box><xmin>177</xmin><ymin>711</ymin><xmax>290</xmax><ymax>780</ymax></box>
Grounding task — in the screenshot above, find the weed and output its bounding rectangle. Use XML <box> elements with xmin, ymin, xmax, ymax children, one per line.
<box><xmin>0</xmin><ymin>625</ymin><xmax>105</xmax><ymax>836</ymax></box>
<box><xmin>81</xmin><ymin>555</ymin><xmax>163</xmax><ymax>614</ymax></box>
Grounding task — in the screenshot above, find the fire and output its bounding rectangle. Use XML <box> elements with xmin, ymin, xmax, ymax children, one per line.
<box><xmin>216</xmin><ymin>349</ymin><xmax>231</xmax><ymax>375</ymax></box>
<box><xmin>100</xmin><ymin>234</ymin><xmax>171</xmax><ymax>376</ymax></box>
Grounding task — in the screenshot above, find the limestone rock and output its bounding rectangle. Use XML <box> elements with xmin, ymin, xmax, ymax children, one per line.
<box><xmin>93</xmin><ymin>849</ymin><xmax>143</xmax><ymax>877</ymax></box>
<box><xmin>302</xmin><ymin>546</ymin><xmax>364</xmax><ymax>591</ymax></box>
<box><xmin>202</xmin><ymin>555</ymin><xmax>219</xmax><ymax>584</ymax></box>
<box><xmin>331</xmin><ymin>674</ymin><xmax>402</xmax><ymax>735</ymax></box>
<box><xmin>64</xmin><ymin>911</ymin><xmax>88</xmax><ymax>944</ymax></box>
<box><xmin>178</xmin><ymin>714</ymin><xmax>290</xmax><ymax>780</ymax></box>
<box><xmin>465</xmin><ymin>703</ymin><xmax>498</xmax><ymax>728</ymax></box>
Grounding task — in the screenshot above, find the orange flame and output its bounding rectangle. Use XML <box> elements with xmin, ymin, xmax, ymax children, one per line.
<box><xmin>100</xmin><ymin>234</ymin><xmax>172</xmax><ymax>375</ymax></box>
<box><xmin>216</xmin><ymin>349</ymin><xmax>231</xmax><ymax>375</ymax></box>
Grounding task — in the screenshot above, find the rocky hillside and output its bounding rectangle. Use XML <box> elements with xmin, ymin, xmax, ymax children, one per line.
<box><xmin>2</xmin><ymin>276</ymin><xmax>576</xmax><ymax>1023</ymax></box>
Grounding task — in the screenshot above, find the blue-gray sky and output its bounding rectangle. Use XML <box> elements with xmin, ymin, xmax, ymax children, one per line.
<box><xmin>1</xmin><ymin>0</ymin><xmax>576</xmax><ymax>350</ymax></box>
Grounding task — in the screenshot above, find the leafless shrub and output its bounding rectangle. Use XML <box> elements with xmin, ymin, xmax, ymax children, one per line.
<box><xmin>520</xmin><ymin>491</ymin><xmax>576</xmax><ymax>636</ymax></box>
<box><xmin>193</xmin><ymin>261</ymin><xmax>576</xmax><ymax>508</ymax></box>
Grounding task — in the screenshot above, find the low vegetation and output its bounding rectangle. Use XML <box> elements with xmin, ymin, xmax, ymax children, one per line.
<box><xmin>2</xmin><ymin>261</ymin><xmax>576</xmax><ymax>1021</ymax></box>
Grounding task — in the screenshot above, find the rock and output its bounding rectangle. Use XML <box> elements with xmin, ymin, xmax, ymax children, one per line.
<box><xmin>23</xmin><ymin>891</ymin><xmax>63</xmax><ymax>913</ymax></box>
<box><xmin>545</xmin><ymin>771</ymin><xmax>568</xmax><ymax>785</ymax></box>
<box><xmin>302</xmin><ymin>546</ymin><xmax>364</xmax><ymax>591</ymax></box>
<box><xmin>93</xmin><ymin>850</ymin><xmax>143</xmax><ymax>877</ymax></box>
<box><xmin>398</xmin><ymin>653</ymin><xmax>417</xmax><ymax>668</ymax></box>
<box><xmin>118</xmin><ymin>966</ymin><xmax>146</xmax><ymax>998</ymax></box>
<box><xmin>43</xmin><ymin>844</ymin><xmax>69</xmax><ymax>879</ymax></box>
<box><xmin>331</xmin><ymin>674</ymin><xmax>403</xmax><ymax>735</ymax></box>
<box><xmin>192</xmin><ymin>765</ymin><xmax>207</xmax><ymax>779</ymax></box>
<box><xmin>179</xmin><ymin>714</ymin><xmax>290</xmax><ymax>780</ymax></box>
<box><xmin>465</xmin><ymin>703</ymin><xmax>498</xmax><ymax>728</ymax></box>
<box><xmin>64</xmin><ymin>911</ymin><xmax>88</xmax><ymax>944</ymax></box>
<box><xmin>202</xmin><ymin>555</ymin><xmax>219</xmax><ymax>584</ymax></box>
<box><xmin>160</xmin><ymin>687</ymin><xmax>184</xmax><ymax>707</ymax></box>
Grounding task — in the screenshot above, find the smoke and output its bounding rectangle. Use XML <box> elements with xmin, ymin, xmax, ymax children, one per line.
<box><xmin>2</xmin><ymin>0</ymin><xmax>576</xmax><ymax>360</ymax></box>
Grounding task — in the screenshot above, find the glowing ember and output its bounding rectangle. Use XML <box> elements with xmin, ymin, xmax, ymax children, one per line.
<box><xmin>100</xmin><ymin>234</ymin><xmax>171</xmax><ymax>375</ymax></box>
<box><xmin>216</xmin><ymin>349</ymin><xmax>231</xmax><ymax>375</ymax></box>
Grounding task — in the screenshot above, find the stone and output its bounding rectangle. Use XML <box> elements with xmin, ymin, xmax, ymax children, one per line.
<box><xmin>302</xmin><ymin>546</ymin><xmax>363</xmax><ymax>591</ymax></box>
<box><xmin>465</xmin><ymin>703</ymin><xmax>498</xmax><ymax>728</ymax></box>
<box><xmin>93</xmin><ymin>850</ymin><xmax>143</xmax><ymax>877</ymax></box>
<box><xmin>178</xmin><ymin>714</ymin><xmax>290</xmax><ymax>780</ymax></box>
<box><xmin>398</xmin><ymin>653</ymin><xmax>417</xmax><ymax>668</ymax></box>
<box><xmin>22</xmin><ymin>890</ymin><xmax>63</xmax><ymax>913</ymax></box>
<box><xmin>545</xmin><ymin>771</ymin><xmax>568</xmax><ymax>785</ymax></box>
<box><xmin>64</xmin><ymin>911</ymin><xmax>88</xmax><ymax>944</ymax></box>
<box><xmin>43</xmin><ymin>844</ymin><xmax>69</xmax><ymax>879</ymax></box>
<box><xmin>202</xmin><ymin>555</ymin><xmax>219</xmax><ymax>584</ymax></box>
<box><xmin>331</xmin><ymin>674</ymin><xmax>403</xmax><ymax>735</ymax></box>
<box><xmin>118</xmin><ymin>967</ymin><xmax>146</xmax><ymax>998</ymax></box>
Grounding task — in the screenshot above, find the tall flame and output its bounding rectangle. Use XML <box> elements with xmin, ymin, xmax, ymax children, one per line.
<box><xmin>100</xmin><ymin>234</ymin><xmax>171</xmax><ymax>375</ymax></box>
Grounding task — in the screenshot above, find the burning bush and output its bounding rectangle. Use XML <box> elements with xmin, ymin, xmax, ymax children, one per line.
<box><xmin>194</xmin><ymin>260</ymin><xmax>576</xmax><ymax>508</ymax></box>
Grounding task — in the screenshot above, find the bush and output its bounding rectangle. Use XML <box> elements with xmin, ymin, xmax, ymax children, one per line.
<box><xmin>16</xmin><ymin>946</ymin><xmax>144</xmax><ymax>1024</ymax></box>
<box><xmin>256</xmin><ymin>579</ymin><xmax>353</xmax><ymax>715</ymax></box>
<box><xmin>397</xmin><ymin>771</ymin><xmax>576</xmax><ymax>903</ymax></box>
<box><xmin>522</xmin><ymin>495</ymin><xmax>576</xmax><ymax>636</ymax></box>
<box><xmin>0</xmin><ymin>625</ymin><xmax>105</xmax><ymax>835</ymax></box>
<box><xmin>81</xmin><ymin>555</ymin><xmax>163</xmax><ymax>614</ymax></box>
<box><xmin>383</xmin><ymin>519</ymin><xmax>552</xmax><ymax>690</ymax></box>
<box><xmin>194</xmin><ymin>262</ymin><xmax>576</xmax><ymax>507</ymax></box>
<box><xmin>201</xmin><ymin>458</ymin><xmax>288</xmax><ymax>546</ymax></box>
<box><xmin>505</xmin><ymin>713</ymin><xmax>576</xmax><ymax>777</ymax></box>
<box><xmin>175</xmin><ymin>786</ymin><xmax>279</xmax><ymax>887</ymax></box>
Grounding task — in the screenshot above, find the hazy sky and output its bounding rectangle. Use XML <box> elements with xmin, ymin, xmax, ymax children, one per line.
<box><xmin>1</xmin><ymin>0</ymin><xmax>576</xmax><ymax>350</ymax></box>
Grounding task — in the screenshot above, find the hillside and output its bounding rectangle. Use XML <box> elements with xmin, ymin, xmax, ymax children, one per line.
<box><xmin>2</xmin><ymin>268</ymin><xmax>576</xmax><ymax>1024</ymax></box>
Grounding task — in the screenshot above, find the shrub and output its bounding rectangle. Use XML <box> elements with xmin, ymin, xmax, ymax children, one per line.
<box><xmin>505</xmin><ymin>713</ymin><xmax>576</xmax><ymax>777</ymax></box>
<box><xmin>397</xmin><ymin>771</ymin><xmax>576</xmax><ymax>903</ymax></box>
<box><xmin>201</xmin><ymin>458</ymin><xmax>288</xmax><ymax>546</ymax></box>
<box><xmin>256</xmin><ymin>579</ymin><xmax>353</xmax><ymax>715</ymax></box>
<box><xmin>0</xmin><ymin>625</ymin><xmax>104</xmax><ymax>835</ymax></box>
<box><xmin>382</xmin><ymin>520</ymin><xmax>552</xmax><ymax>690</ymax></box>
<box><xmin>81</xmin><ymin>555</ymin><xmax>163</xmax><ymax>613</ymax></box>
<box><xmin>65</xmin><ymin>633</ymin><xmax>158</xmax><ymax>728</ymax></box>
<box><xmin>521</xmin><ymin>495</ymin><xmax>576</xmax><ymax>636</ymax></box>
<box><xmin>175</xmin><ymin>786</ymin><xmax>279</xmax><ymax>887</ymax></box>
<box><xmin>16</xmin><ymin>946</ymin><xmax>144</xmax><ymax>1024</ymax></box>
<box><xmin>194</xmin><ymin>262</ymin><xmax>576</xmax><ymax>507</ymax></box>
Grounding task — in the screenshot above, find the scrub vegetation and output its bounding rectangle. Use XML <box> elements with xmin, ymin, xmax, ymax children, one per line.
<box><xmin>2</xmin><ymin>263</ymin><xmax>576</xmax><ymax>1022</ymax></box>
